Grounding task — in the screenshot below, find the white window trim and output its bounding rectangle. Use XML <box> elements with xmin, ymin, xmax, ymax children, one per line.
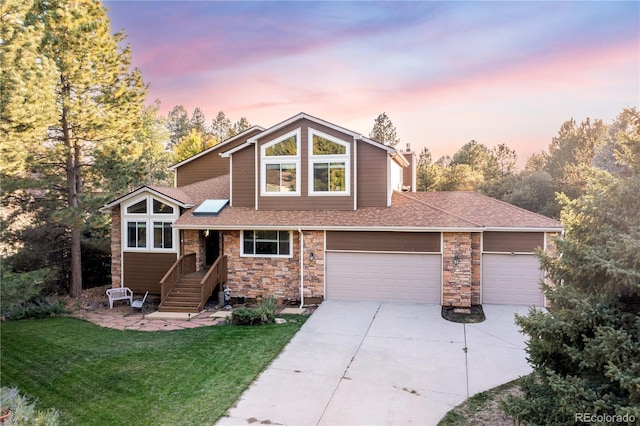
<box><xmin>260</xmin><ymin>129</ymin><xmax>301</xmax><ymax>196</ymax></box>
<box><xmin>308</xmin><ymin>128</ymin><xmax>350</xmax><ymax>196</ymax></box>
<box><xmin>240</xmin><ymin>230</ymin><xmax>293</xmax><ymax>258</ymax></box>
<box><xmin>122</xmin><ymin>195</ymin><xmax>178</xmax><ymax>253</ymax></box>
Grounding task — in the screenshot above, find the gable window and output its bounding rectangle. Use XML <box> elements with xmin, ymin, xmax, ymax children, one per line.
<box><xmin>127</xmin><ymin>199</ymin><xmax>147</xmax><ymax>214</ymax></box>
<box><xmin>261</xmin><ymin>129</ymin><xmax>300</xmax><ymax>195</ymax></box>
<box><xmin>242</xmin><ymin>230</ymin><xmax>292</xmax><ymax>257</ymax></box>
<box><xmin>308</xmin><ymin>129</ymin><xmax>350</xmax><ymax>196</ymax></box>
<box><xmin>123</xmin><ymin>195</ymin><xmax>178</xmax><ymax>252</ymax></box>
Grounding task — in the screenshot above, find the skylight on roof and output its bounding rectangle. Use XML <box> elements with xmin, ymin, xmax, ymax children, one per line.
<box><xmin>193</xmin><ymin>199</ymin><xmax>229</xmax><ymax>216</ymax></box>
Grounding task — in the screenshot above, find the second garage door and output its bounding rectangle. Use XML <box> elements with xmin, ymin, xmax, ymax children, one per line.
<box><xmin>326</xmin><ymin>252</ymin><xmax>441</xmax><ymax>303</ymax></box>
<box><xmin>482</xmin><ymin>254</ymin><xmax>544</xmax><ymax>306</ymax></box>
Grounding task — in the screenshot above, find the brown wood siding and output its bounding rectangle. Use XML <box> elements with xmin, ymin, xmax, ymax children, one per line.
<box><xmin>123</xmin><ymin>252</ymin><xmax>178</xmax><ymax>295</ymax></box>
<box><xmin>257</xmin><ymin>119</ymin><xmax>355</xmax><ymax>210</ymax></box>
<box><xmin>326</xmin><ymin>231</ymin><xmax>441</xmax><ymax>252</ymax></box>
<box><xmin>357</xmin><ymin>141</ymin><xmax>388</xmax><ymax>207</ymax></box>
<box><xmin>176</xmin><ymin>128</ymin><xmax>262</xmax><ymax>187</ymax></box>
<box><xmin>482</xmin><ymin>232</ymin><xmax>544</xmax><ymax>253</ymax></box>
<box><xmin>230</xmin><ymin>146</ymin><xmax>255</xmax><ymax>207</ymax></box>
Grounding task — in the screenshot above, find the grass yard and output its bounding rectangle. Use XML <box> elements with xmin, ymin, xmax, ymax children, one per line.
<box><xmin>0</xmin><ymin>315</ymin><xmax>306</xmax><ymax>425</ymax></box>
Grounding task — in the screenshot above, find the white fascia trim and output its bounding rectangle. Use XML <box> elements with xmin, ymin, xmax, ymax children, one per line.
<box><xmin>390</xmin><ymin>151</ymin><xmax>409</xmax><ymax>167</ymax></box>
<box><xmin>220</xmin><ymin>139</ymin><xmax>256</xmax><ymax>158</ymax></box>
<box><xmin>169</xmin><ymin>125</ymin><xmax>265</xmax><ymax>169</ymax></box>
<box><xmin>172</xmin><ymin>224</ymin><xmax>482</xmax><ymax>232</ymax></box>
<box><xmin>482</xmin><ymin>227</ymin><xmax>564</xmax><ymax>232</ymax></box>
<box><xmin>99</xmin><ymin>186</ymin><xmax>194</xmax><ymax>212</ymax></box>
<box><xmin>249</xmin><ymin>112</ymin><xmax>361</xmax><ymax>143</ymax></box>
<box><xmin>357</xmin><ymin>136</ymin><xmax>396</xmax><ymax>153</ymax></box>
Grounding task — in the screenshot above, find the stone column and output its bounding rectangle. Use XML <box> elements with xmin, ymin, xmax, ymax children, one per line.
<box><xmin>110</xmin><ymin>206</ymin><xmax>122</xmax><ymax>288</ymax></box>
<box><xmin>442</xmin><ymin>232</ymin><xmax>472</xmax><ymax>308</ymax></box>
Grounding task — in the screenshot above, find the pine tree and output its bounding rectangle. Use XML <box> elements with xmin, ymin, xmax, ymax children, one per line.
<box><xmin>0</xmin><ymin>0</ymin><xmax>57</xmax><ymax>177</ymax></box>
<box><xmin>3</xmin><ymin>0</ymin><xmax>147</xmax><ymax>297</ymax></box>
<box><xmin>502</xmin><ymin>121</ymin><xmax>640</xmax><ymax>423</ymax></box>
<box><xmin>369</xmin><ymin>112</ymin><xmax>400</xmax><ymax>147</ymax></box>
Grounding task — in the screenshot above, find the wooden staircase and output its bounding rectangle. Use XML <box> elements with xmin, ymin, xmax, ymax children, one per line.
<box><xmin>158</xmin><ymin>253</ymin><xmax>228</xmax><ymax>314</ymax></box>
<box><xmin>159</xmin><ymin>271</ymin><xmax>207</xmax><ymax>313</ymax></box>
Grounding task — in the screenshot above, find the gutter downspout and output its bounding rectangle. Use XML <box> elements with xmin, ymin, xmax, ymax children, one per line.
<box><xmin>298</xmin><ymin>228</ymin><xmax>305</xmax><ymax>308</ymax></box>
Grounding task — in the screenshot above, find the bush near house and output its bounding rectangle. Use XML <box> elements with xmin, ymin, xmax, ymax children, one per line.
<box><xmin>231</xmin><ymin>296</ymin><xmax>277</xmax><ymax>325</ymax></box>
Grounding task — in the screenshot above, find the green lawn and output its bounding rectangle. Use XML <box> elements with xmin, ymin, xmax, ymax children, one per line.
<box><xmin>0</xmin><ymin>315</ymin><xmax>306</xmax><ymax>425</ymax></box>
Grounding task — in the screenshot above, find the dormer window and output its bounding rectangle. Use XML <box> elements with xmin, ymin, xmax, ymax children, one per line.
<box><xmin>261</xmin><ymin>129</ymin><xmax>301</xmax><ymax>196</ymax></box>
<box><xmin>308</xmin><ymin>129</ymin><xmax>350</xmax><ymax>196</ymax></box>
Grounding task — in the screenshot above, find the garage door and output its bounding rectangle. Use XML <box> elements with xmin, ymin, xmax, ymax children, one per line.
<box><xmin>482</xmin><ymin>254</ymin><xmax>544</xmax><ymax>306</ymax></box>
<box><xmin>326</xmin><ymin>252</ymin><xmax>441</xmax><ymax>303</ymax></box>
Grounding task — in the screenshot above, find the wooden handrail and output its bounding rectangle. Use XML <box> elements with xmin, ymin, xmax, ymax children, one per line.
<box><xmin>159</xmin><ymin>253</ymin><xmax>196</xmax><ymax>304</ymax></box>
<box><xmin>199</xmin><ymin>255</ymin><xmax>228</xmax><ymax>310</ymax></box>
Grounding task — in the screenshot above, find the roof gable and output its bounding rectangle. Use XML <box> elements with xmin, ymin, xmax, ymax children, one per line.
<box><xmin>99</xmin><ymin>185</ymin><xmax>195</xmax><ymax>212</ymax></box>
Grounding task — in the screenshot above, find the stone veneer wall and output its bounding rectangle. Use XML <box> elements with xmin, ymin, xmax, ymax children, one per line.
<box><xmin>222</xmin><ymin>230</ymin><xmax>325</xmax><ymax>303</ymax></box>
<box><xmin>442</xmin><ymin>232</ymin><xmax>472</xmax><ymax>307</ymax></box>
<box><xmin>183</xmin><ymin>229</ymin><xmax>205</xmax><ymax>271</ymax></box>
<box><xmin>471</xmin><ymin>232</ymin><xmax>481</xmax><ymax>305</ymax></box>
<box><xmin>301</xmin><ymin>231</ymin><xmax>324</xmax><ymax>302</ymax></box>
<box><xmin>110</xmin><ymin>206</ymin><xmax>121</xmax><ymax>288</ymax></box>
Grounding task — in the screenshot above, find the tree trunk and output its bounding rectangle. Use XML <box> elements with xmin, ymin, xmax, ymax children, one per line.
<box><xmin>62</xmin><ymin>79</ymin><xmax>83</xmax><ymax>298</ymax></box>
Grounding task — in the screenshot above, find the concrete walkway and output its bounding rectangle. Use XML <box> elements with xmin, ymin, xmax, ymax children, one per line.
<box><xmin>217</xmin><ymin>300</ymin><xmax>532</xmax><ymax>426</ymax></box>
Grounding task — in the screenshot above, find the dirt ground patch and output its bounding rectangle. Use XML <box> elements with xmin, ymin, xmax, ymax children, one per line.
<box><xmin>438</xmin><ymin>378</ymin><xmax>523</xmax><ymax>426</ymax></box>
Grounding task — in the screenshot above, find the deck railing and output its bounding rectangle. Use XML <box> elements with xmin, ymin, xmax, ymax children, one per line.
<box><xmin>159</xmin><ymin>253</ymin><xmax>196</xmax><ymax>303</ymax></box>
<box><xmin>199</xmin><ymin>255</ymin><xmax>228</xmax><ymax>310</ymax></box>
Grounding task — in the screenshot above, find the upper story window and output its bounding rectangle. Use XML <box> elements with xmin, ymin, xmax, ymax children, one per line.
<box><xmin>308</xmin><ymin>129</ymin><xmax>350</xmax><ymax>196</ymax></box>
<box><xmin>122</xmin><ymin>195</ymin><xmax>178</xmax><ymax>252</ymax></box>
<box><xmin>261</xmin><ymin>129</ymin><xmax>300</xmax><ymax>196</ymax></box>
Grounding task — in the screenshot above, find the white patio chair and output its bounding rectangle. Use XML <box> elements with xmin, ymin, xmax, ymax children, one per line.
<box><xmin>131</xmin><ymin>291</ymin><xmax>149</xmax><ymax>314</ymax></box>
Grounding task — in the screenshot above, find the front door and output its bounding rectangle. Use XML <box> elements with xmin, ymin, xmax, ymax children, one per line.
<box><xmin>205</xmin><ymin>230</ymin><xmax>220</xmax><ymax>266</ymax></box>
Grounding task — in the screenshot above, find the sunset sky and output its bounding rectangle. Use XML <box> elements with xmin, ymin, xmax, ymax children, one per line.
<box><xmin>105</xmin><ymin>1</ymin><xmax>639</xmax><ymax>166</ymax></box>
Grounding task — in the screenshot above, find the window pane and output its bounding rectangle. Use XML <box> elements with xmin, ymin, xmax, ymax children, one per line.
<box><xmin>127</xmin><ymin>200</ymin><xmax>147</xmax><ymax>214</ymax></box>
<box><xmin>163</xmin><ymin>223</ymin><xmax>172</xmax><ymax>249</ymax></box>
<box><xmin>313</xmin><ymin>163</ymin><xmax>329</xmax><ymax>191</ymax></box>
<box><xmin>279</xmin><ymin>241</ymin><xmax>290</xmax><ymax>255</ymax></box>
<box><xmin>281</xmin><ymin>164</ymin><xmax>296</xmax><ymax>192</ymax></box>
<box><xmin>137</xmin><ymin>222</ymin><xmax>146</xmax><ymax>247</ymax></box>
<box><xmin>265</xmin><ymin>163</ymin><xmax>296</xmax><ymax>192</ymax></box>
<box><xmin>256</xmin><ymin>230</ymin><xmax>277</xmax><ymax>241</ymax></box>
<box><xmin>127</xmin><ymin>222</ymin><xmax>146</xmax><ymax>248</ymax></box>
<box><xmin>256</xmin><ymin>241</ymin><xmax>278</xmax><ymax>254</ymax></box>
<box><xmin>265</xmin><ymin>164</ymin><xmax>281</xmax><ymax>192</ymax></box>
<box><xmin>243</xmin><ymin>231</ymin><xmax>254</xmax><ymax>254</ymax></box>
<box><xmin>313</xmin><ymin>135</ymin><xmax>346</xmax><ymax>155</ymax></box>
<box><xmin>127</xmin><ymin>222</ymin><xmax>137</xmax><ymax>247</ymax></box>
<box><xmin>153</xmin><ymin>222</ymin><xmax>172</xmax><ymax>249</ymax></box>
<box><xmin>279</xmin><ymin>231</ymin><xmax>290</xmax><ymax>241</ymax></box>
<box><xmin>153</xmin><ymin>222</ymin><xmax>163</xmax><ymax>248</ymax></box>
<box><xmin>330</xmin><ymin>163</ymin><xmax>346</xmax><ymax>191</ymax></box>
<box><xmin>265</xmin><ymin>136</ymin><xmax>297</xmax><ymax>156</ymax></box>
<box><xmin>153</xmin><ymin>199</ymin><xmax>173</xmax><ymax>214</ymax></box>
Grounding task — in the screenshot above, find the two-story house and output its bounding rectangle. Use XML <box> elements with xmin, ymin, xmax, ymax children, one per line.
<box><xmin>100</xmin><ymin>113</ymin><xmax>562</xmax><ymax>312</ymax></box>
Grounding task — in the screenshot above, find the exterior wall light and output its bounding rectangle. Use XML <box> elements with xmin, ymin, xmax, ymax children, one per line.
<box><xmin>453</xmin><ymin>254</ymin><xmax>459</xmax><ymax>265</ymax></box>
<box><xmin>310</xmin><ymin>252</ymin><xmax>315</xmax><ymax>261</ymax></box>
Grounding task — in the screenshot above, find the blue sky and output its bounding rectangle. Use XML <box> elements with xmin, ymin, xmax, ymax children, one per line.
<box><xmin>106</xmin><ymin>1</ymin><xmax>639</xmax><ymax>165</ymax></box>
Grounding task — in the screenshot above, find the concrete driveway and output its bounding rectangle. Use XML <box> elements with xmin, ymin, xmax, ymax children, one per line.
<box><xmin>217</xmin><ymin>301</ymin><xmax>532</xmax><ymax>426</ymax></box>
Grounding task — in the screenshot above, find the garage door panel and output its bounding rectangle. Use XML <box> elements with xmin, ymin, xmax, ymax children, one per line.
<box><xmin>326</xmin><ymin>252</ymin><xmax>440</xmax><ymax>303</ymax></box>
<box><xmin>482</xmin><ymin>254</ymin><xmax>544</xmax><ymax>306</ymax></box>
